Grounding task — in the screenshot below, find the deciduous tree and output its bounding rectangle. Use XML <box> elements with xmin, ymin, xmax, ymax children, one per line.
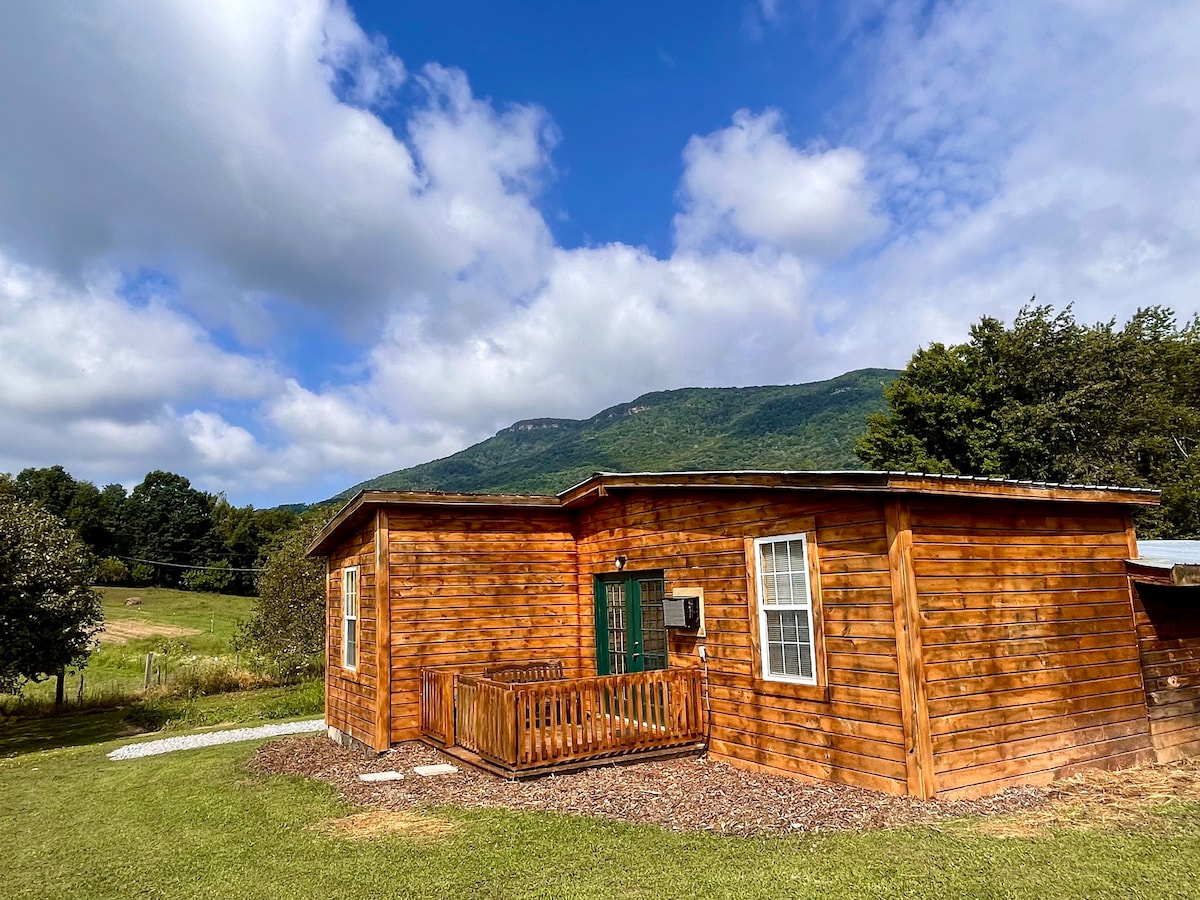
<box><xmin>858</xmin><ymin>304</ymin><xmax>1200</xmax><ymax>537</ymax></box>
<box><xmin>237</xmin><ymin>516</ymin><xmax>326</xmax><ymax>681</ymax></box>
<box><xmin>0</xmin><ymin>498</ymin><xmax>102</xmax><ymax>699</ymax></box>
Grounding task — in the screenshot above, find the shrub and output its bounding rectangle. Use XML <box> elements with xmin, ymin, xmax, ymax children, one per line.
<box><xmin>165</xmin><ymin>657</ymin><xmax>257</xmax><ymax>698</ymax></box>
<box><xmin>130</xmin><ymin>563</ymin><xmax>155</xmax><ymax>585</ymax></box>
<box><xmin>95</xmin><ymin>557</ymin><xmax>129</xmax><ymax>584</ymax></box>
<box><xmin>181</xmin><ymin>560</ymin><xmax>235</xmax><ymax>593</ymax></box>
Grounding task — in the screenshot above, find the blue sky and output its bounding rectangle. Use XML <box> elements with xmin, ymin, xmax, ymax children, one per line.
<box><xmin>1</xmin><ymin>1</ymin><xmax>1198</xmax><ymax>507</ymax></box>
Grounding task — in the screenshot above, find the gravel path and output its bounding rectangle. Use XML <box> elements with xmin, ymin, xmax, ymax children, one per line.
<box><xmin>108</xmin><ymin>719</ymin><xmax>325</xmax><ymax>760</ymax></box>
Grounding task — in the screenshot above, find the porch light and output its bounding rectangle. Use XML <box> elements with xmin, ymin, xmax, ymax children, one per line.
<box><xmin>615</xmin><ymin>555</ymin><xmax>627</xmax><ymax>571</ymax></box>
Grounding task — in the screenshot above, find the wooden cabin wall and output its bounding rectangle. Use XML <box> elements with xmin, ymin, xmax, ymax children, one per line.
<box><xmin>575</xmin><ymin>490</ymin><xmax>910</xmax><ymax>796</ymax></box>
<box><xmin>1131</xmin><ymin>582</ymin><xmax>1200</xmax><ymax>762</ymax></box>
<box><xmin>385</xmin><ymin>507</ymin><xmax>581</xmax><ymax>743</ymax></box>
<box><xmin>907</xmin><ymin>498</ymin><xmax>1154</xmax><ymax>798</ymax></box>
<box><xmin>325</xmin><ymin>517</ymin><xmax>377</xmax><ymax>749</ymax></box>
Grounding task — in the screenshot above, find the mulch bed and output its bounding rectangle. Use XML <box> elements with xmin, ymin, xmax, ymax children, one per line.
<box><xmin>249</xmin><ymin>736</ymin><xmax>1068</xmax><ymax>836</ymax></box>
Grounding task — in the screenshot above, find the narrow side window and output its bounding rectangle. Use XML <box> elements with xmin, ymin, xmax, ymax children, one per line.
<box><xmin>754</xmin><ymin>534</ymin><xmax>817</xmax><ymax>685</ymax></box>
<box><xmin>342</xmin><ymin>566</ymin><xmax>358</xmax><ymax>670</ymax></box>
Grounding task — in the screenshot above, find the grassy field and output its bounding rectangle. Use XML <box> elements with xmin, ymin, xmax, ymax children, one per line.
<box><xmin>0</xmin><ymin>680</ymin><xmax>324</xmax><ymax>758</ymax></box>
<box><xmin>1</xmin><ymin>730</ymin><xmax>1198</xmax><ymax>900</ymax></box>
<box><xmin>14</xmin><ymin>586</ymin><xmax>255</xmax><ymax>703</ymax></box>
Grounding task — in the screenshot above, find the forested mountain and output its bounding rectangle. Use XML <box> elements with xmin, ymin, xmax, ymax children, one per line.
<box><xmin>336</xmin><ymin>368</ymin><xmax>899</xmax><ymax>500</ymax></box>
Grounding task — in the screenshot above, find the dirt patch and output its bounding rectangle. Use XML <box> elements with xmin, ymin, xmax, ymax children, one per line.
<box><xmin>316</xmin><ymin>809</ymin><xmax>458</xmax><ymax>841</ymax></box>
<box><xmin>99</xmin><ymin>620</ymin><xmax>201</xmax><ymax>645</ymax></box>
<box><xmin>977</xmin><ymin>756</ymin><xmax>1200</xmax><ymax>837</ymax></box>
<box><xmin>249</xmin><ymin>737</ymin><xmax>1091</xmax><ymax>836</ymax></box>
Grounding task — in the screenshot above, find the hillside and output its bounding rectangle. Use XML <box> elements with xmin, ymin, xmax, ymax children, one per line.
<box><xmin>334</xmin><ymin>367</ymin><xmax>899</xmax><ymax>500</ymax></box>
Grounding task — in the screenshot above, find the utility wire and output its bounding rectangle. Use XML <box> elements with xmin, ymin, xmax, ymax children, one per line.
<box><xmin>118</xmin><ymin>555</ymin><xmax>265</xmax><ymax>573</ymax></box>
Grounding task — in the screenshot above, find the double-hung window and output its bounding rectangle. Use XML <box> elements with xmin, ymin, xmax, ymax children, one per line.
<box><xmin>754</xmin><ymin>533</ymin><xmax>817</xmax><ymax>684</ymax></box>
<box><xmin>342</xmin><ymin>566</ymin><xmax>358</xmax><ymax>670</ymax></box>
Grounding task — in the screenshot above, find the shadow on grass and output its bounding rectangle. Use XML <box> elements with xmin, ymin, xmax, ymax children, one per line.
<box><xmin>0</xmin><ymin>707</ymin><xmax>150</xmax><ymax>758</ymax></box>
<box><xmin>0</xmin><ymin>680</ymin><xmax>324</xmax><ymax>759</ymax></box>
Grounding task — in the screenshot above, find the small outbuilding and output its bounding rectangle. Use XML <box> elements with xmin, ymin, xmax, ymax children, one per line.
<box><xmin>1125</xmin><ymin>540</ymin><xmax>1200</xmax><ymax>764</ymax></box>
<box><xmin>307</xmin><ymin>470</ymin><xmax>1182</xmax><ymax>799</ymax></box>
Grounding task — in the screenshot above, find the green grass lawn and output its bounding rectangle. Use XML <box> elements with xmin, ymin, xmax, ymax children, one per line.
<box><xmin>1</xmin><ymin>729</ymin><xmax>1198</xmax><ymax>899</ymax></box>
<box><xmin>0</xmin><ymin>680</ymin><xmax>324</xmax><ymax>758</ymax></box>
<box><xmin>15</xmin><ymin>586</ymin><xmax>256</xmax><ymax>704</ymax></box>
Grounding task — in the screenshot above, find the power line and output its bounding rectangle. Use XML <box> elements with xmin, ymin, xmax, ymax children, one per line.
<box><xmin>118</xmin><ymin>555</ymin><xmax>265</xmax><ymax>573</ymax></box>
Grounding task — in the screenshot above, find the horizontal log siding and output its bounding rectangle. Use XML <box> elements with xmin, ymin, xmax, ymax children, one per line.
<box><xmin>1132</xmin><ymin>582</ymin><xmax>1200</xmax><ymax>762</ymax></box>
<box><xmin>326</xmin><ymin>518</ymin><xmax>377</xmax><ymax>748</ymax></box>
<box><xmin>575</xmin><ymin>490</ymin><xmax>908</xmax><ymax>795</ymax></box>
<box><xmin>386</xmin><ymin>508</ymin><xmax>580</xmax><ymax>743</ymax></box>
<box><xmin>910</xmin><ymin>498</ymin><xmax>1153</xmax><ymax>798</ymax></box>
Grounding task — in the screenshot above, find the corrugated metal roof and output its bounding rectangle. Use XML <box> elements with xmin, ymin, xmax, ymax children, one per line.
<box><xmin>562</xmin><ymin>469</ymin><xmax>1159</xmax><ymax>498</ymax></box>
<box><xmin>1138</xmin><ymin>540</ymin><xmax>1200</xmax><ymax>566</ymax></box>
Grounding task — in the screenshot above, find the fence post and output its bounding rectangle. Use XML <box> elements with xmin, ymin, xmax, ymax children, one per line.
<box><xmin>144</xmin><ymin>652</ymin><xmax>154</xmax><ymax>690</ymax></box>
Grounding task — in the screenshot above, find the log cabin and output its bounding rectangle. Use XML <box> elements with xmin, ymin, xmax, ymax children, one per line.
<box><xmin>306</xmin><ymin>469</ymin><xmax>1191</xmax><ymax>799</ymax></box>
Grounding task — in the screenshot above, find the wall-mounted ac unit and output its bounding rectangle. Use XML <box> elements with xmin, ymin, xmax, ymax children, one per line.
<box><xmin>664</xmin><ymin>593</ymin><xmax>701</xmax><ymax>630</ymax></box>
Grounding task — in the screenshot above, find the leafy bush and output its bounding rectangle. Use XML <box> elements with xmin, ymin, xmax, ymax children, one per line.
<box><xmin>95</xmin><ymin>557</ymin><xmax>129</xmax><ymax>584</ymax></box>
<box><xmin>130</xmin><ymin>563</ymin><xmax>155</xmax><ymax>585</ymax></box>
<box><xmin>181</xmin><ymin>560</ymin><xmax>234</xmax><ymax>593</ymax></box>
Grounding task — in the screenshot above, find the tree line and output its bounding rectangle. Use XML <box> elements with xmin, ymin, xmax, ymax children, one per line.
<box><xmin>858</xmin><ymin>304</ymin><xmax>1200</xmax><ymax>538</ymax></box>
<box><xmin>0</xmin><ymin>466</ymin><xmax>312</xmax><ymax>594</ymax></box>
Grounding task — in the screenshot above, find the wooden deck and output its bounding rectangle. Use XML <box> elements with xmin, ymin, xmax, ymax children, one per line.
<box><xmin>420</xmin><ymin>664</ymin><xmax>706</xmax><ymax>777</ymax></box>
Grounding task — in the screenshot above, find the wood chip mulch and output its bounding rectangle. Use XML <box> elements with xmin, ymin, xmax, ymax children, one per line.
<box><xmin>248</xmin><ymin>736</ymin><xmax>1062</xmax><ymax>836</ymax></box>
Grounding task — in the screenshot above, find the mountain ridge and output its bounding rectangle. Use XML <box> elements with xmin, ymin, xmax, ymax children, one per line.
<box><xmin>331</xmin><ymin>367</ymin><xmax>900</xmax><ymax>501</ymax></box>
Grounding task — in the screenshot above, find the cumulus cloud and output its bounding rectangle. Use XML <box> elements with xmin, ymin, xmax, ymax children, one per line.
<box><xmin>2</xmin><ymin>0</ymin><xmax>1199</xmax><ymax>506</ymax></box>
<box><xmin>363</xmin><ymin>245</ymin><xmax>815</xmax><ymax>431</ymax></box>
<box><xmin>837</xmin><ymin>0</ymin><xmax>1200</xmax><ymax>352</ymax></box>
<box><xmin>0</xmin><ymin>253</ymin><xmax>275</xmax><ymax>486</ymax></box>
<box><xmin>675</xmin><ymin>109</ymin><xmax>885</xmax><ymax>260</ymax></box>
<box><xmin>0</xmin><ymin>0</ymin><xmax>554</xmax><ymax>336</ymax></box>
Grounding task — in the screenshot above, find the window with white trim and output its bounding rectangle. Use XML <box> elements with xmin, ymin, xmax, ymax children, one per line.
<box><xmin>342</xmin><ymin>566</ymin><xmax>358</xmax><ymax>670</ymax></box>
<box><xmin>754</xmin><ymin>533</ymin><xmax>817</xmax><ymax>684</ymax></box>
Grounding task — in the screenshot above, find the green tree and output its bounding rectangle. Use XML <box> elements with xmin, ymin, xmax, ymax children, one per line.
<box><xmin>14</xmin><ymin>465</ymin><xmax>78</xmax><ymax>518</ymax></box>
<box><xmin>238</xmin><ymin>517</ymin><xmax>326</xmax><ymax>681</ymax></box>
<box><xmin>124</xmin><ymin>471</ymin><xmax>220</xmax><ymax>585</ymax></box>
<box><xmin>0</xmin><ymin>498</ymin><xmax>102</xmax><ymax>700</ymax></box>
<box><xmin>858</xmin><ymin>304</ymin><xmax>1200</xmax><ymax>537</ymax></box>
<box><xmin>97</xmin><ymin>482</ymin><xmax>130</xmax><ymax>557</ymax></box>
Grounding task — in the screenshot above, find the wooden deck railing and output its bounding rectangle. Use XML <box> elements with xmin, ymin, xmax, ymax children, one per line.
<box><xmin>422</xmin><ymin>666</ymin><xmax>705</xmax><ymax>775</ymax></box>
<box><xmin>419</xmin><ymin>667</ymin><xmax>456</xmax><ymax>746</ymax></box>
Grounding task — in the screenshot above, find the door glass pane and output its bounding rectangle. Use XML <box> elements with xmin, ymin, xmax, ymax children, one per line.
<box><xmin>605</xmin><ymin>581</ymin><xmax>627</xmax><ymax>674</ymax></box>
<box><xmin>639</xmin><ymin>577</ymin><xmax>667</xmax><ymax>670</ymax></box>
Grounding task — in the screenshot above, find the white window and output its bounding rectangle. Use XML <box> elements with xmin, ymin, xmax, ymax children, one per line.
<box><xmin>754</xmin><ymin>534</ymin><xmax>817</xmax><ymax>684</ymax></box>
<box><xmin>342</xmin><ymin>566</ymin><xmax>358</xmax><ymax>670</ymax></box>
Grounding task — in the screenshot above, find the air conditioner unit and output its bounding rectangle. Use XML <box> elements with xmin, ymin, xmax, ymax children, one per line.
<box><xmin>663</xmin><ymin>594</ymin><xmax>701</xmax><ymax>630</ymax></box>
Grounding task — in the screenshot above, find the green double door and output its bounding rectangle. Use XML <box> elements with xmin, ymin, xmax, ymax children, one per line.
<box><xmin>594</xmin><ymin>572</ymin><xmax>668</xmax><ymax>675</ymax></box>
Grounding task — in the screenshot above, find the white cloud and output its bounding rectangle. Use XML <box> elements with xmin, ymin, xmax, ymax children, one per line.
<box><xmin>2</xmin><ymin>0</ymin><xmax>1200</xmax><ymax>507</ymax></box>
<box><xmin>0</xmin><ymin>255</ymin><xmax>273</xmax><ymax>419</ymax></box>
<box><xmin>838</xmin><ymin>0</ymin><xmax>1200</xmax><ymax>352</ymax></box>
<box><xmin>0</xmin><ymin>0</ymin><xmax>554</xmax><ymax>336</ymax></box>
<box><xmin>675</xmin><ymin>110</ymin><xmax>885</xmax><ymax>260</ymax></box>
<box><xmin>362</xmin><ymin>244</ymin><xmax>816</xmax><ymax>431</ymax></box>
